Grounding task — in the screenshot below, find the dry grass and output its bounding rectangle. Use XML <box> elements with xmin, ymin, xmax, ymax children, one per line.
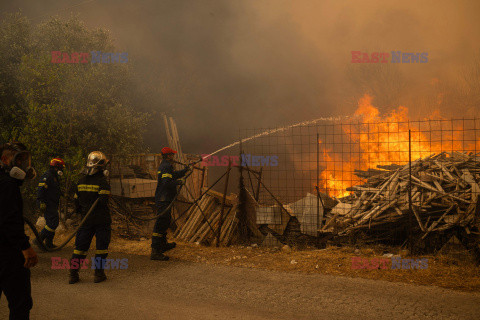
<box><xmin>31</xmin><ymin>228</ymin><xmax>480</xmax><ymax>292</ymax></box>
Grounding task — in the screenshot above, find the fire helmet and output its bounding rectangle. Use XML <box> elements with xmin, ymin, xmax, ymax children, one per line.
<box><xmin>50</xmin><ymin>158</ymin><xmax>65</xmax><ymax>168</ymax></box>
<box><xmin>86</xmin><ymin>151</ymin><xmax>109</xmax><ymax>175</ymax></box>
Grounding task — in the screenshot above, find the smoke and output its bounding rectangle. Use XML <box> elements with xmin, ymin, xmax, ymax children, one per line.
<box><xmin>2</xmin><ymin>0</ymin><xmax>479</xmax><ymax>154</ymax></box>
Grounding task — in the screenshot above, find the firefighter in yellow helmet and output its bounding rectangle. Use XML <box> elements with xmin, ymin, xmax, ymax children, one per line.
<box><xmin>69</xmin><ymin>151</ymin><xmax>111</xmax><ymax>284</ymax></box>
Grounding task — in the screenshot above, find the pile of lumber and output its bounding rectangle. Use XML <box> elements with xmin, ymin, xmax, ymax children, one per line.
<box><xmin>321</xmin><ymin>152</ymin><xmax>480</xmax><ymax>243</ymax></box>
<box><xmin>174</xmin><ymin>190</ymin><xmax>240</xmax><ymax>246</ymax></box>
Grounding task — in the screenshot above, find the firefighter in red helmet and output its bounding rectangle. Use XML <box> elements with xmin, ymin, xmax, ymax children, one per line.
<box><xmin>151</xmin><ymin>147</ymin><xmax>190</xmax><ymax>260</ymax></box>
<box><xmin>35</xmin><ymin>157</ymin><xmax>65</xmax><ymax>249</ymax></box>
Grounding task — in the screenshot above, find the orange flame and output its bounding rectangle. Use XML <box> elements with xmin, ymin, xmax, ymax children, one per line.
<box><xmin>319</xmin><ymin>94</ymin><xmax>478</xmax><ymax>198</ymax></box>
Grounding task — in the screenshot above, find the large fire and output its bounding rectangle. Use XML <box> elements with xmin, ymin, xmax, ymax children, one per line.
<box><xmin>319</xmin><ymin>94</ymin><xmax>479</xmax><ymax>198</ymax></box>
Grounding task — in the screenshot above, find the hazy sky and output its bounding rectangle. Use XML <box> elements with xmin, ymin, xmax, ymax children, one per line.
<box><xmin>1</xmin><ymin>0</ymin><xmax>479</xmax><ymax>154</ymax></box>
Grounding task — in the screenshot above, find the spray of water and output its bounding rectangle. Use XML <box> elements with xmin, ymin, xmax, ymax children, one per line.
<box><xmin>203</xmin><ymin>115</ymin><xmax>351</xmax><ymax>159</ymax></box>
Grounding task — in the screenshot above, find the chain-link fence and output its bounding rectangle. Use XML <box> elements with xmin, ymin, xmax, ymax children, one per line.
<box><xmin>239</xmin><ymin>118</ymin><xmax>480</xmax><ymax>252</ymax></box>
<box><xmin>74</xmin><ymin>117</ymin><xmax>479</xmax><ymax>253</ymax></box>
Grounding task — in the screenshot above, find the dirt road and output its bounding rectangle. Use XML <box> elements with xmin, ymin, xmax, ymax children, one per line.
<box><xmin>1</xmin><ymin>250</ymin><xmax>479</xmax><ymax>319</ymax></box>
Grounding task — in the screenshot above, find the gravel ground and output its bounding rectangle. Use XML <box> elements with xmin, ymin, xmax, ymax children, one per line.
<box><xmin>1</xmin><ymin>250</ymin><xmax>480</xmax><ymax>320</ymax></box>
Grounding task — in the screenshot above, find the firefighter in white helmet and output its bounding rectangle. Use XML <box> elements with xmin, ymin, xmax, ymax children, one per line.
<box><xmin>69</xmin><ymin>151</ymin><xmax>111</xmax><ymax>284</ymax></box>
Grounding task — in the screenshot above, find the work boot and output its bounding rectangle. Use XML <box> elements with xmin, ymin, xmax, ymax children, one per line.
<box><xmin>150</xmin><ymin>248</ymin><xmax>170</xmax><ymax>261</ymax></box>
<box><xmin>69</xmin><ymin>269</ymin><xmax>80</xmax><ymax>284</ymax></box>
<box><xmin>164</xmin><ymin>241</ymin><xmax>176</xmax><ymax>252</ymax></box>
<box><xmin>159</xmin><ymin>235</ymin><xmax>176</xmax><ymax>253</ymax></box>
<box><xmin>94</xmin><ymin>269</ymin><xmax>107</xmax><ymax>283</ymax></box>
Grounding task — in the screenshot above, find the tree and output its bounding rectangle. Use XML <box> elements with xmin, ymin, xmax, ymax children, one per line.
<box><xmin>0</xmin><ymin>12</ymin><xmax>149</xmax><ymax>207</ymax></box>
<box><xmin>0</xmin><ymin>12</ymin><xmax>31</xmax><ymax>142</ymax></box>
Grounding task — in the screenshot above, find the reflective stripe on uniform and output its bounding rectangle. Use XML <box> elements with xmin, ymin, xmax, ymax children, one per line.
<box><xmin>45</xmin><ymin>225</ymin><xmax>56</xmax><ymax>232</ymax></box>
<box><xmin>98</xmin><ymin>190</ymin><xmax>110</xmax><ymax>195</ymax></box>
<box><xmin>74</xmin><ymin>193</ymin><xmax>78</xmax><ymax>199</ymax></box>
<box><xmin>157</xmin><ymin>171</ymin><xmax>161</xmax><ymax>174</ymax></box>
<box><xmin>152</xmin><ymin>233</ymin><xmax>163</xmax><ymax>237</ymax></box>
<box><xmin>95</xmin><ymin>249</ymin><xmax>108</xmax><ymax>254</ymax></box>
<box><xmin>161</xmin><ymin>173</ymin><xmax>173</xmax><ymax>178</ymax></box>
<box><xmin>73</xmin><ymin>249</ymin><xmax>87</xmax><ymax>255</ymax></box>
<box><xmin>77</xmin><ymin>184</ymin><xmax>100</xmax><ymax>192</ymax></box>
<box><xmin>38</xmin><ymin>182</ymin><xmax>48</xmax><ymax>188</ymax></box>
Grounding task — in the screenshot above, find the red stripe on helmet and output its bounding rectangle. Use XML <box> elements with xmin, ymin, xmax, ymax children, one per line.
<box><xmin>50</xmin><ymin>158</ymin><xmax>65</xmax><ymax>166</ymax></box>
<box><xmin>161</xmin><ymin>147</ymin><xmax>177</xmax><ymax>155</ymax></box>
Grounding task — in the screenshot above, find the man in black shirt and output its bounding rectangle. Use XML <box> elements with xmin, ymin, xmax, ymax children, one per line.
<box><xmin>0</xmin><ymin>142</ymin><xmax>38</xmax><ymax>320</ymax></box>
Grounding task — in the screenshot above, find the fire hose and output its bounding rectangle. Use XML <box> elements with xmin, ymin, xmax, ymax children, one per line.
<box><xmin>24</xmin><ymin>159</ymin><xmax>202</xmax><ymax>251</ymax></box>
<box><xmin>122</xmin><ymin>162</ymin><xmax>199</xmax><ymax>222</ymax></box>
<box><xmin>122</xmin><ymin>163</ymin><xmax>228</xmax><ymax>236</ymax></box>
<box><xmin>24</xmin><ymin>198</ymin><xmax>100</xmax><ymax>252</ymax></box>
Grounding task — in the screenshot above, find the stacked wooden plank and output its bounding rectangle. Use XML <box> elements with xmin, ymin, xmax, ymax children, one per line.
<box><xmin>162</xmin><ymin>114</ymin><xmax>196</xmax><ymax>201</ymax></box>
<box><xmin>321</xmin><ymin>152</ymin><xmax>480</xmax><ymax>242</ymax></box>
<box><xmin>174</xmin><ymin>190</ymin><xmax>239</xmax><ymax>246</ymax></box>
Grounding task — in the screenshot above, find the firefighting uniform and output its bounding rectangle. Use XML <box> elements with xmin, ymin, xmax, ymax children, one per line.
<box><xmin>70</xmin><ymin>171</ymin><xmax>111</xmax><ymax>268</ymax></box>
<box><xmin>0</xmin><ymin>170</ymin><xmax>33</xmax><ymax>319</ymax></box>
<box><xmin>152</xmin><ymin>159</ymin><xmax>188</xmax><ymax>249</ymax></box>
<box><xmin>37</xmin><ymin>167</ymin><xmax>61</xmax><ymax>244</ymax></box>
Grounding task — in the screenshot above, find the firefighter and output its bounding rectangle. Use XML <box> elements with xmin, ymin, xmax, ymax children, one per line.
<box><xmin>0</xmin><ymin>142</ymin><xmax>38</xmax><ymax>320</ymax></box>
<box><xmin>35</xmin><ymin>158</ymin><xmax>65</xmax><ymax>249</ymax></box>
<box><xmin>69</xmin><ymin>151</ymin><xmax>111</xmax><ymax>284</ymax></box>
<box><xmin>151</xmin><ymin>147</ymin><xmax>190</xmax><ymax>261</ymax></box>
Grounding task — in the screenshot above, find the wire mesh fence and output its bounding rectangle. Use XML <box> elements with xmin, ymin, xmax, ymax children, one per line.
<box><xmin>86</xmin><ymin>118</ymin><xmax>479</xmax><ymax>252</ymax></box>
<box><xmin>239</xmin><ymin>118</ymin><xmax>480</xmax><ymax>250</ymax></box>
<box><xmin>107</xmin><ymin>153</ymin><xmax>207</xmax><ymax>238</ymax></box>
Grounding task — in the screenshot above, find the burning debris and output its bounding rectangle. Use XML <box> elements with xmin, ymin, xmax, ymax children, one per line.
<box><xmin>320</xmin><ymin>151</ymin><xmax>480</xmax><ymax>258</ymax></box>
<box><xmin>318</xmin><ymin>95</ymin><xmax>480</xmax><ymax>198</ymax></box>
